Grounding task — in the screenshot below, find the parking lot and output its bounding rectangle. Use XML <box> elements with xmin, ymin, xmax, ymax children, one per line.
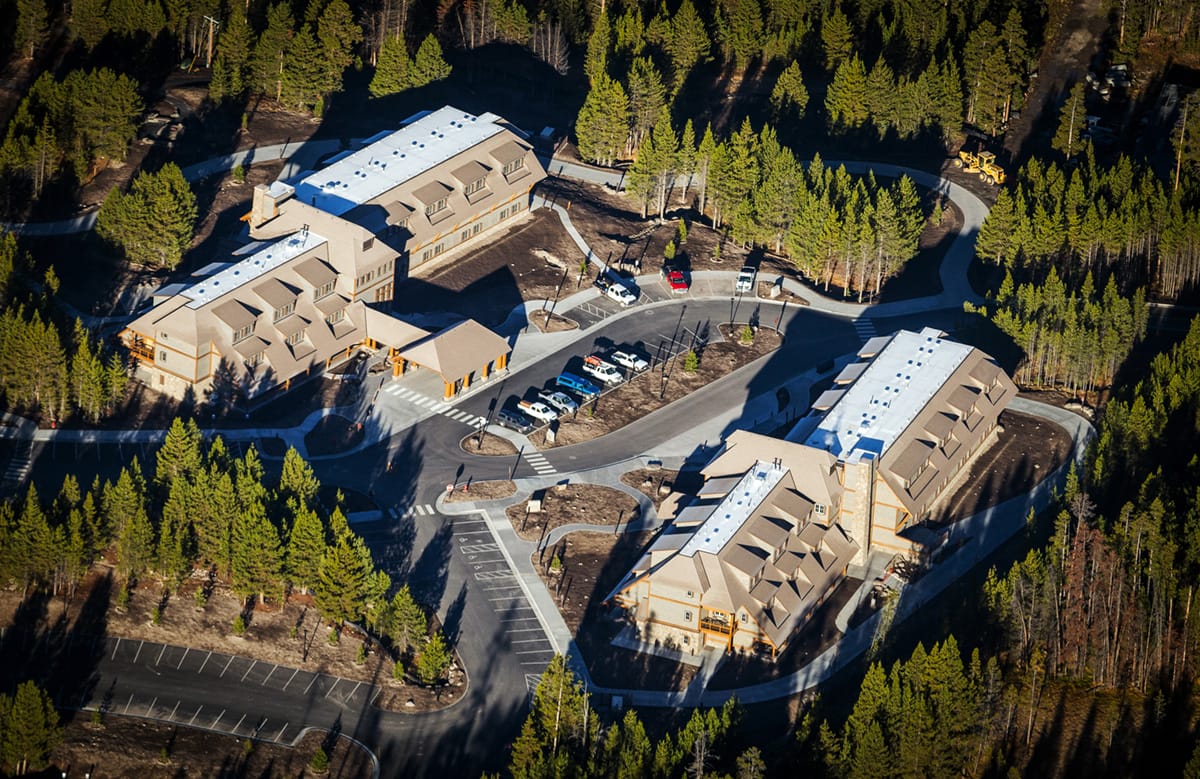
<box><xmin>83</xmin><ymin>636</ymin><xmax>373</xmax><ymax>744</ymax></box>
<box><xmin>448</xmin><ymin>514</ymin><xmax>557</xmax><ymax>683</ymax></box>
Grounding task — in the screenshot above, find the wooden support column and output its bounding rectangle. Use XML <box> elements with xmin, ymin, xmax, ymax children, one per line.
<box><xmin>481</xmin><ymin>361</ymin><xmax>490</xmax><ymax>380</ymax></box>
<box><xmin>463</xmin><ymin>373</ymin><xmax>471</xmax><ymax>391</ymax></box>
<box><xmin>443</xmin><ymin>381</ymin><xmax>453</xmax><ymax>400</ymax></box>
<box><xmin>497</xmin><ymin>353</ymin><xmax>507</xmax><ymax>371</ymax></box>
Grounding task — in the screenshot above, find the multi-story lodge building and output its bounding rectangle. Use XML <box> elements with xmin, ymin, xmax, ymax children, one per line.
<box><xmin>609</xmin><ymin>328</ymin><xmax>1016</xmax><ymax>659</ymax></box>
<box><xmin>121</xmin><ymin>107</ymin><xmax>543</xmax><ymax>402</ymax></box>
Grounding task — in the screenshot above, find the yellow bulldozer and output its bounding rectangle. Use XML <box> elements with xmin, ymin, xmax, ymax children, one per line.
<box><xmin>954</xmin><ymin>149</ymin><xmax>1007</xmax><ymax>185</ymax></box>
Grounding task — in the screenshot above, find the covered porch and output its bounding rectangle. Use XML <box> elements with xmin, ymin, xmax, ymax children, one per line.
<box><xmin>394</xmin><ymin>319</ymin><xmax>511</xmax><ymax>399</ymax></box>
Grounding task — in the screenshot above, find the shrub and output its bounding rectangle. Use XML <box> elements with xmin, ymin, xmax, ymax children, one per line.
<box><xmin>739</xmin><ymin>325</ymin><xmax>755</xmax><ymax>345</ymax></box>
<box><xmin>663</xmin><ymin>240</ymin><xmax>676</xmax><ymax>261</ymax></box>
<box><xmin>193</xmin><ymin>588</ymin><xmax>208</xmax><ymax>609</ymax></box>
<box><xmin>677</xmin><ymin>219</ymin><xmax>688</xmax><ymax>244</ymax></box>
<box><xmin>231</xmin><ymin>164</ymin><xmax>245</xmax><ymax>183</ymax></box>
<box><xmin>311</xmin><ymin>746</ymin><xmax>329</xmax><ymax>772</ymax></box>
<box><xmin>116</xmin><ymin>586</ymin><xmax>131</xmax><ymax>608</ymax></box>
<box><xmin>328</xmin><ymin>627</ymin><xmax>340</xmax><ymax>645</ymax></box>
<box><xmin>393</xmin><ymin>660</ymin><xmax>406</xmax><ymax>681</ymax></box>
<box><xmin>549</xmin><ymin>554</ymin><xmax>563</xmax><ymax>574</ymax></box>
<box><xmin>232</xmin><ymin>615</ymin><xmax>246</xmax><ymax>635</ymax></box>
<box><xmin>356</xmin><ymin>643</ymin><xmax>367</xmax><ymax>664</ymax></box>
<box><xmin>151</xmin><ymin>606</ymin><xmax>162</xmax><ymax>625</ymax></box>
<box><xmin>683</xmin><ymin>350</ymin><xmax>700</xmax><ymax>373</ymax></box>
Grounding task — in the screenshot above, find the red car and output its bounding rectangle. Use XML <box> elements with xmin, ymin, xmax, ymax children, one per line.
<box><xmin>664</xmin><ymin>268</ymin><xmax>689</xmax><ymax>293</ymax></box>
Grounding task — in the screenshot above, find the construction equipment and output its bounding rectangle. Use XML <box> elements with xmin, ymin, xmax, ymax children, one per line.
<box><xmin>954</xmin><ymin>149</ymin><xmax>1007</xmax><ymax>185</ymax></box>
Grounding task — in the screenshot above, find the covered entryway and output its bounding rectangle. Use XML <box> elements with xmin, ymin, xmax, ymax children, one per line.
<box><xmin>394</xmin><ymin>319</ymin><xmax>511</xmax><ymax>399</ymax></box>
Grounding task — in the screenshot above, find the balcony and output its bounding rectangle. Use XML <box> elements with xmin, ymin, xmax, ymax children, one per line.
<box><xmin>699</xmin><ymin>617</ymin><xmax>733</xmax><ymax>636</ymax></box>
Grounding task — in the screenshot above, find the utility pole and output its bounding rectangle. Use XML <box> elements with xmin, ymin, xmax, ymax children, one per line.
<box><xmin>203</xmin><ymin>15</ymin><xmax>220</xmax><ymax>69</ymax></box>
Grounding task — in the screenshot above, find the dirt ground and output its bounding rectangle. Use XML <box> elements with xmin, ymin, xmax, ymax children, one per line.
<box><xmin>304</xmin><ymin>414</ymin><xmax>364</xmax><ymax>457</ymax></box>
<box><xmin>460</xmin><ymin>431</ymin><xmax>519</xmax><ymax>456</ymax></box>
<box><xmin>0</xmin><ymin>567</ymin><xmax>464</xmax><ymax>714</ymax></box>
<box><xmin>930</xmin><ymin>409</ymin><xmax>1073</xmax><ymax>523</ymax></box>
<box><xmin>51</xmin><ymin>716</ymin><xmax>371</xmax><ymax>778</ymax></box>
<box><xmin>444</xmin><ymin>479</ymin><xmax>516</xmax><ymax>503</ymax></box>
<box><xmin>392</xmin><ymin>209</ymin><xmax>585</xmax><ymax>327</ymax></box>
<box><xmin>528</xmin><ymin>308</ymin><xmax>579</xmax><ymax>332</ymax></box>
<box><xmin>531</xmin><ymin>528</ymin><xmax>698</xmax><ymax>691</ymax></box>
<box><xmin>619</xmin><ymin>468</ymin><xmax>704</xmax><ymax>512</ymax></box>
<box><xmin>528</xmin><ymin>325</ymin><xmax>781</xmax><ymax>450</ymax></box>
<box><xmin>506</xmin><ymin>484</ymin><xmax>639</xmax><ymax>543</ymax></box>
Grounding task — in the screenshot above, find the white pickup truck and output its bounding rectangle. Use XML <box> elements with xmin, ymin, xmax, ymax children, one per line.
<box><xmin>517</xmin><ymin>400</ymin><xmax>558</xmax><ymax>422</ymax></box>
<box><xmin>581</xmin><ymin>355</ymin><xmax>623</xmax><ymax>386</ymax></box>
<box><xmin>610</xmin><ymin>350</ymin><xmax>649</xmax><ymax>372</ymax></box>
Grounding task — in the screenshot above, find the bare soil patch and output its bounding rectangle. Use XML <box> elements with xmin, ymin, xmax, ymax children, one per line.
<box><xmin>529</xmin><ymin>308</ymin><xmax>580</xmax><ymax>332</ymax></box>
<box><xmin>619</xmin><ymin>468</ymin><xmax>702</xmax><ymax>511</ymax></box>
<box><xmin>532</xmin><ymin>528</ymin><xmax>698</xmax><ymax>691</ymax></box>
<box><xmin>304</xmin><ymin>414</ymin><xmax>364</xmax><ymax>457</ymax></box>
<box><xmin>393</xmin><ymin>209</ymin><xmax>585</xmax><ymax>328</ymax></box>
<box><xmin>506</xmin><ymin>484</ymin><xmax>639</xmax><ymax>542</ymax></box>
<box><xmin>460</xmin><ymin>431</ymin><xmax>519</xmax><ymax>456</ymax></box>
<box><xmin>52</xmin><ymin>714</ymin><xmax>373</xmax><ymax>778</ymax></box>
<box><xmin>0</xmin><ymin>567</ymin><xmax>464</xmax><ymax>713</ymax></box>
<box><xmin>528</xmin><ymin>325</ymin><xmax>781</xmax><ymax>450</ymax></box>
<box><xmin>444</xmin><ymin>479</ymin><xmax>517</xmax><ymax>503</ymax></box>
<box><xmin>930</xmin><ymin>409</ymin><xmax>1073</xmax><ymax>524</ymax></box>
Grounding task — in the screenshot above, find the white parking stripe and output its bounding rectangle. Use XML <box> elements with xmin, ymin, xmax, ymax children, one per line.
<box><xmin>510</xmin><ymin>639</ymin><xmax>548</xmax><ymax>644</ymax></box>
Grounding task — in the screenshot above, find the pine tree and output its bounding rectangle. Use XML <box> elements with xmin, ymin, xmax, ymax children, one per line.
<box><xmin>605</xmin><ymin>708</ymin><xmax>651</xmax><ymax>778</ymax></box>
<box><xmin>251</xmin><ymin>3</ymin><xmax>295</xmax><ymax>100</ymax></box>
<box><xmin>230</xmin><ymin>502</ymin><xmax>283</xmax><ymax>605</ymax></box>
<box><xmin>14</xmin><ymin>0</ymin><xmax>48</xmax><ymax>59</ymax></box>
<box><xmin>195</xmin><ymin>469</ymin><xmax>237</xmax><ymax>576</ymax></box>
<box><xmin>821</xmin><ymin>3</ymin><xmax>853</xmax><ymax>71</ymax></box>
<box><xmin>676</xmin><ymin>119</ymin><xmax>697</xmax><ymax>201</ymax></box>
<box><xmin>115</xmin><ymin>490</ymin><xmax>155</xmax><ymax>586</ymax></box>
<box><xmin>825</xmin><ymin>54</ymin><xmax>869</xmax><ymax>130</ymax></box>
<box><xmin>717</xmin><ymin>0</ymin><xmax>764</xmax><ymax>71</ymax></box>
<box><xmin>155</xmin><ymin>417</ymin><xmax>203</xmax><ymax>494</ymax></box>
<box><xmin>666</xmin><ymin>0</ymin><xmax>709</xmax><ymax>90</ymax></box>
<box><xmin>695</xmin><ymin>123</ymin><xmax>717</xmax><ymax>216</ymax></box>
<box><xmin>770</xmin><ymin>60</ymin><xmax>808</xmax><ymax>123</ymax></box>
<box><xmin>96</xmin><ymin>163</ymin><xmax>197</xmax><ymax>269</ymax></box>
<box><xmin>626</xmin><ymin>56</ymin><xmax>666</xmax><ymax>151</ymax></box>
<box><xmin>279</xmin><ymin>25</ymin><xmax>330</xmax><ymax>112</ymax></box>
<box><xmin>1</xmin><ymin>681</ymin><xmax>62</xmax><ymax>775</ymax></box>
<box><xmin>409</xmin><ymin>34</ymin><xmax>452</xmax><ymax>87</ymax></box>
<box><xmin>285</xmin><ymin>504</ymin><xmax>326</xmax><ymax>593</ymax></box>
<box><xmin>1053</xmin><ymin>82</ymin><xmax>1088</xmax><ymax>160</ymax></box>
<box><xmin>64</xmin><ymin>68</ymin><xmax>142</xmax><ymax>171</ymax></box>
<box><xmin>71</xmin><ymin>0</ymin><xmax>111</xmax><ymax>49</ymax></box>
<box><xmin>210</xmin><ymin>4</ymin><xmax>254</xmax><ymax>103</ymax></box>
<box><xmin>370</xmin><ymin>35</ymin><xmax>413</xmax><ymax>97</ymax></box>
<box><xmin>157</xmin><ymin>478</ymin><xmax>193</xmax><ymax>590</ymax></box>
<box><xmin>583</xmin><ymin>7</ymin><xmax>610</xmax><ymax>86</ymax></box>
<box><xmin>313</xmin><ymin>509</ymin><xmax>373</xmax><ymax>624</ymax></box>
<box><xmin>278</xmin><ymin>447</ymin><xmax>319</xmax><ymax>509</ymax></box>
<box><xmin>865</xmin><ymin>58</ymin><xmax>897</xmax><ymax>138</ymax></box>
<box><xmin>317</xmin><ymin>0</ymin><xmax>361</xmax><ymax>96</ymax></box>
<box><xmin>415</xmin><ymin>630</ymin><xmax>451</xmax><ymax>685</ymax></box>
<box><xmin>387</xmin><ymin>584</ymin><xmax>427</xmax><ymax>654</ymax></box>
<box><xmin>575</xmin><ymin>74</ymin><xmax>629</xmax><ymax>167</ymax></box>
<box><xmin>708</xmin><ymin>118</ymin><xmax>758</xmax><ymax>228</ymax></box>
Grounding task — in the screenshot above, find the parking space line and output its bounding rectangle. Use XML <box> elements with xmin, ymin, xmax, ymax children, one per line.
<box><xmin>510</xmin><ymin>639</ymin><xmax>547</xmax><ymax>644</ymax></box>
<box><xmin>147</xmin><ymin>696</ymin><xmax>157</xmax><ymax>714</ymax></box>
<box><xmin>455</xmin><ymin>530</ymin><xmax>491</xmax><ymax>537</ymax></box>
<box><xmin>255</xmin><ymin>717</ymin><xmax>268</xmax><ymax>734</ymax></box>
<box><xmin>517</xmin><ymin>649</ymin><xmax>554</xmax><ymax>655</ymax></box>
<box><xmin>169</xmin><ymin>700</ymin><xmax>180</xmax><ymax>720</ymax></box>
<box><xmin>156</xmin><ymin>644</ymin><xmax>167</xmax><ymax>665</ymax></box>
<box><xmin>220</xmin><ymin>656</ymin><xmax>235</xmax><ymax>677</ymax></box>
<box><xmin>198</xmin><ymin>651</ymin><xmax>212</xmax><ymax>674</ymax></box>
<box><xmin>177</xmin><ymin>647</ymin><xmax>189</xmax><ymax>670</ymax></box>
<box><xmin>133</xmin><ymin>640</ymin><xmax>144</xmax><ymax>663</ymax></box>
<box><xmin>507</xmin><ymin>628</ymin><xmax>544</xmax><ymax>633</ymax></box>
<box><xmin>282</xmin><ymin>668</ymin><xmax>300</xmax><ymax>691</ymax></box>
<box><xmin>123</xmin><ymin>694</ymin><xmax>133</xmax><ymax>714</ymax></box>
<box><xmin>482</xmin><ymin>584</ymin><xmax>522</xmax><ymax>591</ymax></box>
<box><xmin>521</xmin><ymin>661</ymin><xmax>550</xmax><ymax>666</ymax></box>
<box><xmin>324</xmin><ymin>678</ymin><xmax>340</xmax><ymax>699</ymax></box>
<box><xmin>111</xmin><ymin>637</ymin><xmax>120</xmax><ymax>660</ymax></box>
<box><xmin>261</xmin><ymin>665</ymin><xmax>277</xmax><ymax>686</ymax></box>
<box><xmin>275</xmin><ymin>723</ymin><xmax>288</xmax><ymax>742</ymax></box>
<box><xmin>304</xmin><ymin>674</ymin><xmax>318</xmax><ymax>694</ymax></box>
<box><xmin>212</xmin><ymin>710</ymin><xmax>225</xmax><ymax>728</ymax></box>
<box><xmin>233</xmin><ymin>714</ymin><xmax>246</xmax><ymax>734</ymax></box>
<box><xmin>240</xmin><ymin>659</ymin><xmax>258</xmax><ymax>682</ymax></box>
<box><xmin>490</xmin><ymin>595</ymin><xmax>523</xmax><ymax>602</ymax></box>
<box><xmin>500</xmin><ymin>616</ymin><xmax>538</xmax><ymax>622</ymax></box>
<box><xmin>347</xmin><ymin>681</ymin><xmax>362</xmax><ymax>700</ymax></box>
<box><xmin>189</xmin><ymin>705</ymin><xmax>203</xmax><ymax>725</ymax></box>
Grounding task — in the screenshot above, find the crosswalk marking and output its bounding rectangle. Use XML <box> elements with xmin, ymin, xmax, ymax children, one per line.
<box><xmin>853</xmin><ymin>318</ymin><xmax>876</xmax><ymax>341</ymax></box>
<box><xmin>389</xmin><ymin>503</ymin><xmax>436</xmax><ymax>519</ymax></box>
<box><xmin>379</xmin><ymin>382</ymin><xmax>487</xmax><ymax>428</ymax></box>
<box><xmin>523</xmin><ymin>451</ymin><xmax>556</xmax><ymax>475</ymax></box>
<box><xmin>2</xmin><ymin>441</ymin><xmax>33</xmax><ymax>488</ymax></box>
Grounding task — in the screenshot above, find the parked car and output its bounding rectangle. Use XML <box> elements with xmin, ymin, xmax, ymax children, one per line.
<box><xmin>581</xmin><ymin>355</ymin><xmax>623</xmax><ymax>386</ymax></box>
<box><xmin>496</xmin><ymin>408</ymin><xmax>534</xmax><ymax>434</ymax></box>
<box><xmin>538</xmin><ymin>390</ymin><xmax>579</xmax><ymax>415</ymax></box>
<box><xmin>606</xmin><ymin>282</ymin><xmax>637</xmax><ymax>306</ymax></box>
<box><xmin>662</xmin><ymin>267</ymin><xmax>689</xmax><ymax>293</ymax></box>
<box><xmin>610</xmin><ymin>350</ymin><xmax>649</xmax><ymax>372</ymax></box>
<box><xmin>556</xmin><ymin>372</ymin><xmax>601</xmax><ymax>398</ymax></box>
<box><xmin>736</xmin><ymin>266</ymin><xmax>755</xmax><ymax>293</ymax></box>
<box><xmin>517</xmin><ymin>399</ymin><xmax>558</xmax><ymax>422</ymax></box>
<box><xmin>593</xmin><ymin>274</ymin><xmax>612</xmax><ymax>292</ymax></box>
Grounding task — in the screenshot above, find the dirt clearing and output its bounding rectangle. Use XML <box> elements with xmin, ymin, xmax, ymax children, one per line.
<box><xmin>506</xmin><ymin>484</ymin><xmax>639</xmax><ymax>543</ymax></box>
<box><xmin>444</xmin><ymin>479</ymin><xmax>517</xmax><ymax>503</ymax></box>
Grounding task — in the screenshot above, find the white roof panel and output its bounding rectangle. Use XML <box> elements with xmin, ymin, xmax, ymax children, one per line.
<box><xmin>805</xmin><ymin>327</ymin><xmax>973</xmax><ymax>463</ymax></box>
<box><xmin>292</xmin><ymin>106</ymin><xmax>506</xmax><ymax>217</ymax></box>
<box><xmin>182</xmin><ymin>230</ymin><xmax>327</xmax><ymax>309</ymax></box>
<box><xmin>680</xmin><ymin>461</ymin><xmax>787</xmax><ymax>557</ymax></box>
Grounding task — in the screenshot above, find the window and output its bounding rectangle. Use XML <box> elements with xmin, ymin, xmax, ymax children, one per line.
<box><xmin>740</xmin><ymin>613</ymin><xmax>748</xmax><ymax>623</ymax></box>
<box><xmin>464</xmin><ymin>177</ymin><xmax>486</xmax><ymax>197</ymax></box>
<box><xmin>503</xmin><ymin>157</ymin><xmax>525</xmax><ymax>176</ymax></box>
<box><xmin>362</xmin><ymin>237</ymin><xmax>374</xmax><ymax>252</ymax></box>
<box><xmin>814</xmin><ymin>504</ymin><xmax>826</xmax><ymax>516</ymax></box>
<box><xmin>273</xmin><ymin>300</ymin><xmax>296</xmax><ymax>322</ymax></box>
<box><xmin>684</xmin><ymin>610</ymin><xmax>693</xmax><ymax>622</ymax></box>
<box><xmin>421</xmin><ymin>249</ymin><xmax>432</xmax><ymax>262</ymax></box>
<box><xmin>461</xmin><ymin>229</ymin><xmax>470</xmax><ymax>242</ymax></box>
<box><xmin>233</xmin><ymin>323</ymin><xmax>254</xmax><ymax>343</ymax></box>
<box><xmin>472</xmin><ymin>222</ymin><xmax>482</xmax><ymax>236</ymax></box>
<box><xmin>246</xmin><ymin>351</ymin><xmax>264</xmax><ymax>368</ymax></box>
<box><xmin>685</xmin><ymin>590</ymin><xmax>694</xmax><ymax>599</ymax></box>
<box><xmin>158</xmin><ymin>331</ymin><xmax>169</xmax><ymax>341</ymax></box>
<box><xmin>158</xmin><ymin>350</ymin><xmax>167</xmax><ymax>362</ymax></box>
<box><xmin>286</xmin><ymin>328</ymin><xmax>306</xmax><ymax>346</ymax></box>
<box><xmin>326</xmin><ymin>308</ymin><xmax>345</xmax><ymax>325</ymax></box>
<box><xmin>511</xmin><ymin>199</ymin><xmax>523</xmax><ymax>213</ymax></box>
<box><xmin>424</xmin><ymin>197</ymin><xmax>448</xmax><ymax>217</ymax></box>
<box><xmin>315</xmin><ymin>280</ymin><xmax>335</xmax><ymax>300</ymax></box>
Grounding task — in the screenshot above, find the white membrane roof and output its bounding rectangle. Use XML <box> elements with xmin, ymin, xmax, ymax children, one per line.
<box><xmin>680</xmin><ymin>461</ymin><xmax>787</xmax><ymax>557</ymax></box>
<box><xmin>183</xmin><ymin>231</ymin><xmax>327</xmax><ymax>309</ymax></box>
<box><xmin>805</xmin><ymin>327</ymin><xmax>972</xmax><ymax>463</ymax></box>
<box><xmin>292</xmin><ymin>106</ymin><xmax>506</xmax><ymax>217</ymax></box>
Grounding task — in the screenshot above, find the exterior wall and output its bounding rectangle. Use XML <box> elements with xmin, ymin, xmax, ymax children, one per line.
<box><xmin>839</xmin><ymin>459</ymin><xmax>873</xmax><ymax>567</ymax></box>
<box><xmin>408</xmin><ymin>190</ymin><xmax>531</xmax><ymax>271</ymax></box>
<box><xmin>638</xmin><ymin>615</ymin><xmax>702</xmax><ymax>655</ymax></box>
